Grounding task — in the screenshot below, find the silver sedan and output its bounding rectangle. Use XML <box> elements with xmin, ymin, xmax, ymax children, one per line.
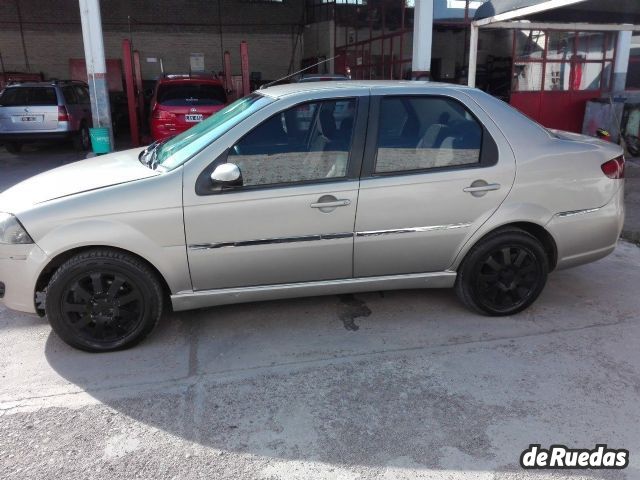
<box><xmin>0</xmin><ymin>81</ymin><xmax>625</xmax><ymax>352</ymax></box>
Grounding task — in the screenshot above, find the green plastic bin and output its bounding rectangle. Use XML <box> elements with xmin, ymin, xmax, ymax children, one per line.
<box><xmin>89</xmin><ymin>127</ymin><xmax>112</xmax><ymax>154</ymax></box>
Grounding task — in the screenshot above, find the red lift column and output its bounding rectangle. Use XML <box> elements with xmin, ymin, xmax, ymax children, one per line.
<box><xmin>240</xmin><ymin>41</ymin><xmax>250</xmax><ymax>97</ymax></box>
<box><xmin>224</xmin><ymin>50</ymin><xmax>234</xmax><ymax>101</ymax></box>
<box><xmin>133</xmin><ymin>50</ymin><xmax>145</xmax><ymax>137</ymax></box>
<box><xmin>122</xmin><ymin>38</ymin><xmax>140</xmax><ymax>147</ymax></box>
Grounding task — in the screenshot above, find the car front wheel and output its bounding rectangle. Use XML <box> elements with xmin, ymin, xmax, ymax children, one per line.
<box><xmin>45</xmin><ymin>249</ymin><xmax>164</xmax><ymax>352</ymax></box>
<box><xmin>5</xmin><ymin>142</ymin><xmax>23</xmax><ymax>154</ymax></box>
<box><xmin>455</xmin><ymin>228</ymin><xmax>548</xmax><ymax>316</ymax></box>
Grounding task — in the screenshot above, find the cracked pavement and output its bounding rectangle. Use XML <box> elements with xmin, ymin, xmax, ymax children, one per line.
<box><xmin>1</xmin><ymin>240</ymin><xmax>639</xmax><ymax>479</ymax></box>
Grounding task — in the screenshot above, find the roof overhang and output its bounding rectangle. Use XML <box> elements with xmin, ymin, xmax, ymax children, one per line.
<box><xmin>474</xmin><ymin>0</ymin><xmax>588</xmax><ymax>26</ymax></box>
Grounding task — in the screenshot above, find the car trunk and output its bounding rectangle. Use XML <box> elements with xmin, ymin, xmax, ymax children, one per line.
<box><xmin>153</xmin><ymin>81</ymin><xmax>227</xmax><ymax>132</ymax></box>
<box><xmin>0</xmin><ymin>87</ymin><xmax>60</xmax><ymax>132</ymax></box>
<box><xmin>156</xmin><ymin>103</ymin><xmax>225</xmax><ymax>129</ymax></box>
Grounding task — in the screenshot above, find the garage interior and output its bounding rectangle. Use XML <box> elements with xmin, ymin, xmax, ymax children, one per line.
<box><xmin>1</xmin><ymin>3</ymin><xmax>640</xmax><ymax>478</ymax></box>
<box><xmin>1</xmin><ymin>0</ymin><xmax>640</xmax><ymax>140</ymax></box>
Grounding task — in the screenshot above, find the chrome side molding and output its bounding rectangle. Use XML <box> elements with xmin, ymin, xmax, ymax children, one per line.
<box><xmin>189</xmin><ymin>232</ymin><xmax>354</xmax><ymax>250</ymax></box>
<box><xmin>356</xmin><ymin>222</ymin><xmax>471</xmax><ymax>237</ymax></box>
<box><xmin>556</xmin><ymin>207</ymin><xmax>601</xmax><ymax>218</ymax></box>
<box><xmin>189</xmin><ymin>223</ymin><xmax>471</xmax><ymax>250</ymax></box>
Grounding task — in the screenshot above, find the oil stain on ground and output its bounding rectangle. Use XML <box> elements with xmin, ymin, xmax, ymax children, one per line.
<box><xmin>337</xmin><ymin>294</ymin><xmax>372</xmax><ymax>331</ymax></box>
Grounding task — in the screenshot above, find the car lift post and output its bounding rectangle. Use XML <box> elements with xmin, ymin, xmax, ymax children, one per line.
<box><xmin>78</xmin><ymin>0</ymin><xmax>114</xmax><ymax>149</ymax></box>
<box><xmin>224</xmin><ymin>50</ymin><xmax>233</xmax><ymax>101</ymax></box>
<box><xmin>240</xmin><ymin>41</ymin><xmax>250</xmax><ymax>97</ymax></box>
<box><xmin>122</xmin><ymin>38</ymin><xmax>140</xmax><ymax>147</ymax></box>
<box><xmin>133</xmin><ymin>50</ymin><xmax>145</xmax><ymax>132</ymax></box>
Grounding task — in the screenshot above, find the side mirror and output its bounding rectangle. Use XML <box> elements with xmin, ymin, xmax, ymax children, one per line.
<box><xmin>211</xmin><ymin>163</ymin><xmax>242</xmax><ymax>187</ymax></box>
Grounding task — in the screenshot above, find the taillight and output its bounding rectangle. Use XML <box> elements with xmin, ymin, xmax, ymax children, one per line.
<box><xmin>152</xmin><ymin>109</ymin><xmax>176</xmax><ymax>121</ymax></box>
<box><xmin>601</xmin><ymin>156</ymin><xmax>625</xmax><ymax>179</ymax></box>
<box><xmin>57</xmin><ymin>105</ymin><xmax>69</xmax><ymax>122</ymax></box>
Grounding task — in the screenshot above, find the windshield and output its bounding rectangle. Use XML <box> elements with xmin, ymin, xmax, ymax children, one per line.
<box><xmin>154</xmin><ymin>93</ymin><xmax>274</xmax><ymax>171</ymax></box>
<box><xmin>0</xmin><ymin>87</ymin><xmax>58</xmax><ymax>106</ymax></box>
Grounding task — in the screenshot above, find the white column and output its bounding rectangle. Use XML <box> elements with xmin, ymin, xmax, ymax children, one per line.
<box><xmin>613</xmin><ymin>27</ymin><xmax>632</xmax><ymax>93</ymax></box>
<box><xmin>79</xmin><ymin>0</ymin><xmax>113</xmax><ymax>147</ymax></box>
<box><xmin>411</xmin><ymin>0</ymin><xmax>434</xmax><ymax>79</ymax></box>
<box><xmin>468</xmin><ymin>23</ymin><xmax>479</xmax><ymax>87</ymax></box>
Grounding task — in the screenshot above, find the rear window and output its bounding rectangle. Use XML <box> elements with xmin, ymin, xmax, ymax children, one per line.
<box><xmin>0</xmin><ymin>87</ymin><xmax>58</xmax><ymax>106</ymax></box>
<box><xmin>157</xmin><ymin>83</ymin><xmax>226</xmax><ymax>106</ymax></box>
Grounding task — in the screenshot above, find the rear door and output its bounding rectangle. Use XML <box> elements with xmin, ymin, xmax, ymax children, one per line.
<box><xmin>0</xmin><ymin>86</ymin><xmax>60</xmax><ymax>132</ymax></box>
<box><xmin>354</xmin><ymin>89</ymin><xmax>516</xmax><ymax>277</ymax></box>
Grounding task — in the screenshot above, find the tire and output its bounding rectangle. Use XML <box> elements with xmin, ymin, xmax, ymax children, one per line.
<box><xmin>45</xmin><ymin>249</ymin><xmax>164</xmax><ymax>352</ymax></box>
<box><xmin>5</xmin><ymin>142</ymin><xmax>23</xmax><ymax>154</ymax></box>
<box><xmin>73</xmin><ymin>123</ymin><xmax>91</xmax><ymax>151</ymax></box>
<box><xmin>455</xmin><ymin>228</ymin><xmax>548</xmax><ymax>316</ymax></box>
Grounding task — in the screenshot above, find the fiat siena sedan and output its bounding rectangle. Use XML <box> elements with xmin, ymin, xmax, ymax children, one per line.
<box><xmin>0</xmin><ymin>81</ymin><xmax>625</xmax><ymax>352</ymax></box>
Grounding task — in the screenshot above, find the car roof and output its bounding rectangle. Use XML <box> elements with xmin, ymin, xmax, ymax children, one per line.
<box><xmin>4</xmin><ymin>82</ymin><xmax>58</xmax><ymax>88</ymax></box>
<box><xmin>257</xmin><ymin>80</ymin><xmax>473</xmax><ymax>99</ymax></box>
<box><xmin>158</xmin><ymin>75</ymin><xmax>223</xmax><ymax>85</ymax></box>
<box><xmin>299</xmin><ymin>73</ymin><xmax>348</xmax><ymax>79</ymax></box>
<box><xmin>3</xmin><ymin>81</ymin><xmax>86</xmax><ymax>89</ymax></box>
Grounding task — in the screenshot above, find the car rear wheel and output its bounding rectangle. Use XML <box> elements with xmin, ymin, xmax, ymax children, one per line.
<box><xmin>45</xmin><ymin>249</ymin><xmax>164</xmax><ymax>352</ymax></box>
<box><xmin>74</xmin><ymin>124</ymin><xmax>91</xmax><ymax>151</ymax></box>
<box><xmin>455</xmin><ymin>228</ymin><xmax>548</xmax><ymax>316</ymax></box>
<box><xmin>5</xmin><ymin>142</ymin><xmax>23</xmax><ymax>154</ymax></box>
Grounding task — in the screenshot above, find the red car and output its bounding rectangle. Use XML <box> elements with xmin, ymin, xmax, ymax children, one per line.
<box><xmin>150</xmin><ymin>74</ymin><xmax>227</xmax><ymax>141</ymax></box>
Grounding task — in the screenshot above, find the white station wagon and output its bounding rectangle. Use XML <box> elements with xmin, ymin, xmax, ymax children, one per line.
<box><xmin>0</xmin><ymin>81</ymin><xmax>625</xmax><ymax>351</ymax></box>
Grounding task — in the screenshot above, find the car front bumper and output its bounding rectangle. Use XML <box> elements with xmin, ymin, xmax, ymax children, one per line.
<box><xmin>547</xmin><ymin>183</ymin><xmax>625</xmax><ymax>270</ymax></box>
<box><xmin>0</xmin><ymin>243</ymin><xmax>48</xmax><ymax>314</ymax></box>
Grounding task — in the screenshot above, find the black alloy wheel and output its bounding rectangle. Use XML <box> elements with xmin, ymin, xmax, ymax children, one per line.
<box><xmin>61</xmin><ymin>271</ymin><xmax>144</xmax><ymax>345</ymax></box>
<box><xmin>456</xmin><ymin>228</ymin><xmax>549</xmax><ymax>316</ymax></box>
<box><xmin>474</xmin><ymin>245</ymin><xmax>541</xmax><ymax>313</ymax></box>
<box><xmin>46</xmin><ymin>249</ymin><xmax>163</xmax><ymax>352</ymax></box>
<box><xmin>5</xmin><ymin>142</ymin><xmax>23</xmax><ymax>154</ymax></box>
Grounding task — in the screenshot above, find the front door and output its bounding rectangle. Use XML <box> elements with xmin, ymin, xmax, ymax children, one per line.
<box><xmin>184</xmin><ymin>96</ymin><xmax>366</xmax><ymax>291</ymax></box>
<box><xmin>354</xmin><ymin>93</ymin><xmax>516</xmax><ymax>277</ymax></box>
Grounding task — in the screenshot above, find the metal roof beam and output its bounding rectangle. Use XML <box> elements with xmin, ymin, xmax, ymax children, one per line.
<box><xmin>482</xmin><ymin>20</ymin><xmax>640</xmax><ymax>31</ymax></box>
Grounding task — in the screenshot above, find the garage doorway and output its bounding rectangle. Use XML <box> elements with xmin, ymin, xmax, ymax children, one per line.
<box><xmin>509</xmin><ymin>29</ymin><xmax>616</xmax><ymax>132</ymax></box>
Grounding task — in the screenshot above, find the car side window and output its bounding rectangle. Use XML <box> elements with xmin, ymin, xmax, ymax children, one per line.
<box><xmin>375</xmin><ymin>96</ymin><xmax>483</xmax><ymax>174</ymax></box>
<box><xmin>74</xmin><ymin>85</ymin><xmax>90</xmax><ymax>104</ymax></box>
<box><xmin>227</xmin><ymin>98</ymin><xmax>356</xmax><ymax>187</ymax></box>
<box><xmin>62</xmin><ymin>86</ymin><xmax>78</xmax><ymax>105</ymax></box>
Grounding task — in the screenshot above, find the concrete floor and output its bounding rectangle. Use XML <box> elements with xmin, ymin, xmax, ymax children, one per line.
<box><xmin>1</xmin><ymin>144</ymin><xmax>640</xmax><ymax>479</ymax></box>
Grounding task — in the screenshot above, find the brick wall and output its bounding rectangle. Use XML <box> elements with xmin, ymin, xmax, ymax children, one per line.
<box><xmin>0</xmin><ymin>0</ymin><xmax>304</xmax><ymax>81</ymax></box>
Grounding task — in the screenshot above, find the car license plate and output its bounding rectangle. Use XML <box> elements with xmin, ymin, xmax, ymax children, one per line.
<box><xmin>185</xmin><ymin>114</ymin><xmax>203</xmax><ymax>123</ymax></box>
<box><xmin>20</xmin><ymin>115</ymin><xmax>42</xmax><ymax>122</ymax></box>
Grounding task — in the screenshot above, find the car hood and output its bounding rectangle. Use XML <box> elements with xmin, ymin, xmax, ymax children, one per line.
<box><xmin>0</xmin><ymin>147</ymin><xmax>159</xmax><ymax>214</ymax></box>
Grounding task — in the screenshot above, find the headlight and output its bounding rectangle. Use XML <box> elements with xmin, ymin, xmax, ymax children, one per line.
<box><xmin>0</xmin><ymin>213</ymin><xmax>34</xmax><ymax>244</ymax></box>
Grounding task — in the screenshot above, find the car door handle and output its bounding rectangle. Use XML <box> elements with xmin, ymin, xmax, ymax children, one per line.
<box><xmin>310</xmin><ymin>199</ymin><xmax>351</xmax><ymax>208</ymax></box>
<box><xmin>463</xmin><ymin>183</ymin><xmax>501</xmax><ymax>193</ymax></box>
